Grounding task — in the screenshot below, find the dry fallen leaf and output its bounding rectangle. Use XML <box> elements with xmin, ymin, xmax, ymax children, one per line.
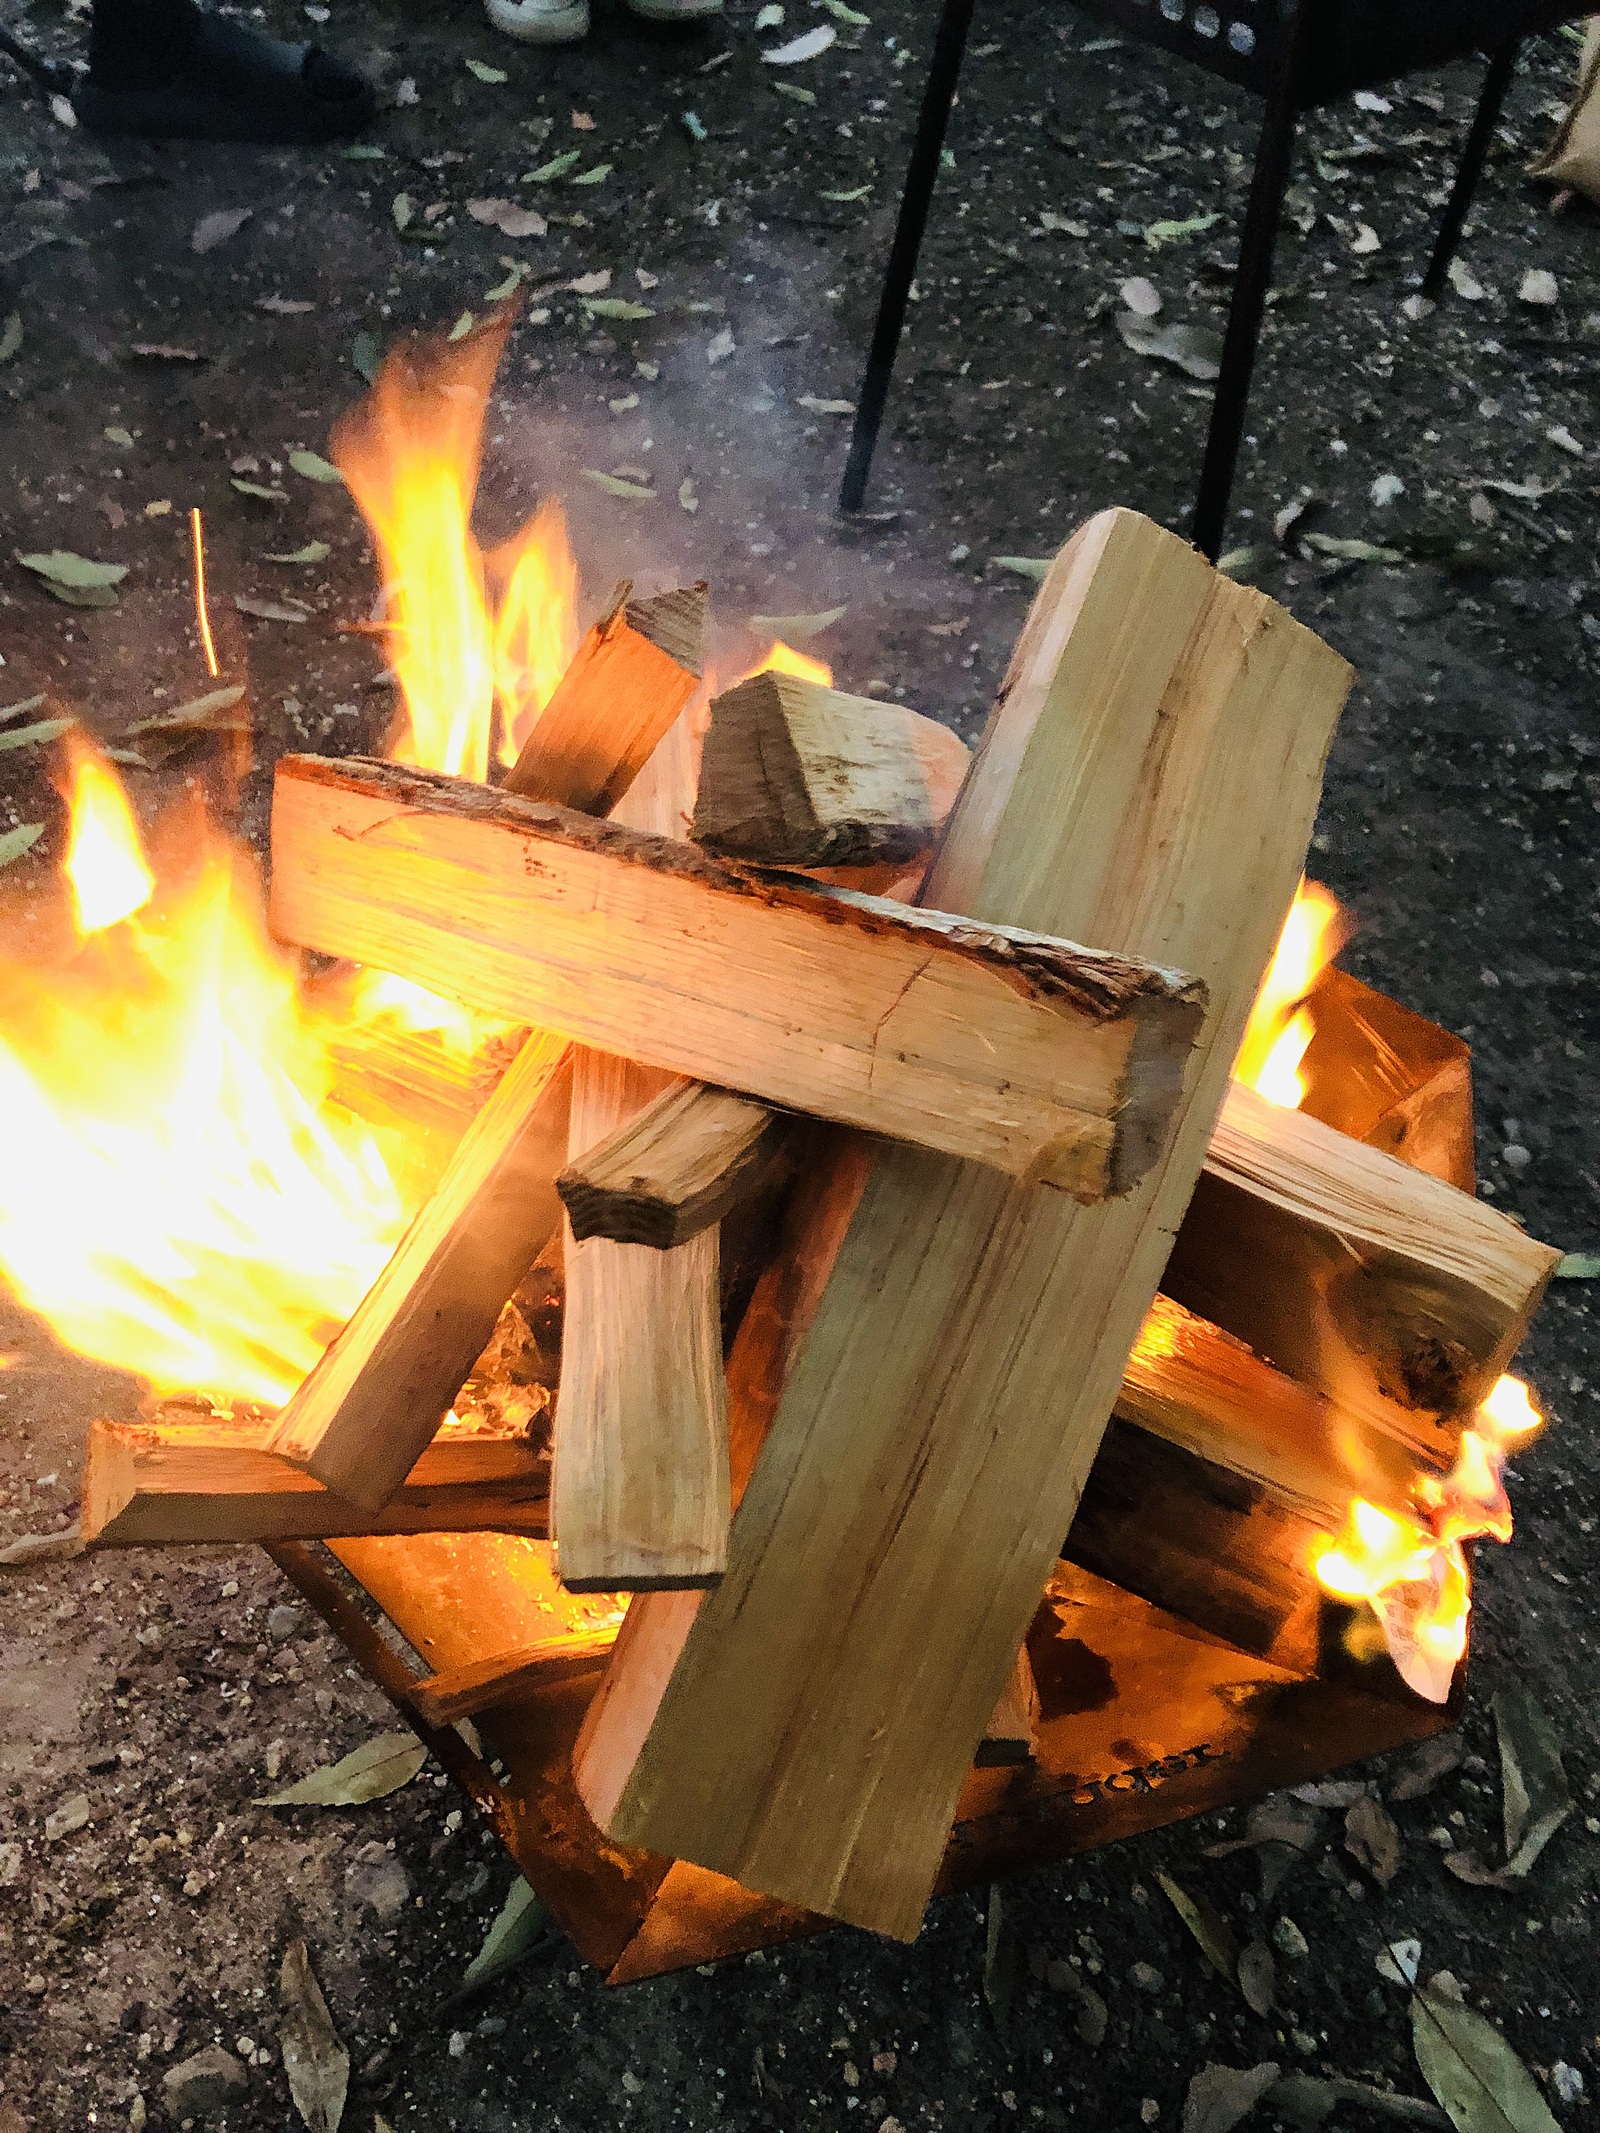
<box><xmin>290</xmin><ymin>450</ymin><xmax>344</xmax><ymax>486</ymax></box>
<box><xmin>1237</xmin><ymin>1939</ymin><xmax>1276</xmax><ymax>2016</ymax></box>
<box><xmin>797</xmin><ymin>393</ymin><xmax>853</xmax><ymax>414</ymax></box>
<box><xmin>1345</xmin><ymin>1794</ymin><xmax>1403</xmax><ymax>1886</ymax></box>
<box><xmin>1119</xmin><ymin>275</ymin><xmax>1162</xmax><ymax>317</ymax></box>
<box><xmin>706</xmin><ymin>324</ymin><xmax>736</xmax><ymax>365</ymax></box>
<box><xmin>465</xmin><ymin>57</ymin><xmax>508</xmax><ymax>82</ymax></box>
<box><xmin>264</xmin><ymin>542</ymin><xmax>332</xmax><ymax>566</ymax></box>
<box><xmin>449</xmin><ymin>1878</ymin><xmax>551</xmax><ymax>2005</ymax></box>
<box><xmin>1116</xmin><ymin>314</ymin><xmax>1223</xmax><ymax>379</ymax></box>
<box><xmin>749</xmin><ymin>604</ymin><xmax>847</xmax><ymax>639</ymax></box>
<box><xmin>981</xmin><ymin>1882</ymin><xmax>1019</xmax><ymax>2038</ymax></box>
<box><xmin>279</xmin><ymin>1941</ymin><xmax>349</xmax><ymax>2133</ymax></box>
<box><xmin>1411</xmin><ymin>1981</ymin><xmax>1561</xmax><ymax>2133</ymax></box>
<box><xmin>1495</xmin><ymin>1683</ymin><xmax>1571</xmax><ymax>1880</ymax></box>
<box><xmin>0</xmin><ymin>312</ymin><xmax>21</xmax><ymax>364</ymax></box>
<box><xmin>1157</xmin><ymin>1870</ymin><xmax>1239</xmax><ymax>1983</ymax></box>
<box><xmin>129</xmin><ymin>341</ymin><xmax>206</xmax><ymax>363</ymax></box>
<box><xmin>678</xmin><ymin>476</ymin><xmax>698</xmax><ymax>513</ymax></box>
<box><xmin>16</xmin><ymin>550</ymin><xmax>128</xmax><ymax>609</ymax></box>
<box><xmin>234</xmin><ymin>593</ymin><xmax>312</xmax><ymax>623</ymax></box>
<box><xmin>257</xmin><ymin>294</ymin><xmax>316</xmax><ymax>315</ymax></box>
<box><xmin>467</xmin><ymin>199</ymin><xmax>548</xmax><ymax>239</ymax></box>
<box><xmin>762</xmin><ymin>23</ymin><xmax>837</xmax><ymax>62</ymax></box>
<box><xmin>191</xmin><ymin>207</ymin><xmax>252</xmax><ymax>254</ymax></box>
<box><xmin>569</xmin><ymin>268</ymin><xmax>612</xmax><ymax>295</ymax></box>
<box><xmin>0</xmin><ymin>717</ymin><xmax>73</xmax><ymax>754</ymax></box>
<box><xmin>257</xmin><ymin>1731</ymin><xmax>427</xmax><ymax>1807</ymax></box>
<box><xmin>581</xmin><ymin>468</ymin><xmax>655</xmax><ymax>501</ymax></box>
<box><xmin>1182</xmin><ymin>2062</ymin><xmax>1281</xmax><ymax>2133</ymax></box>
<box><xmin>0</xmin><ymin>824</ymin><xmax>44</xmax><ymax>867</ymax></box>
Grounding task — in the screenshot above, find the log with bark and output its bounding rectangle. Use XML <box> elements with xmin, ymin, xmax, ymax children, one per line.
<box><xmin>269</xmin><ymin>754</ymin><xmax>1207</xmax><ymax>1196</ymax></box>
<box><xmin>570</xmin><ymin>505</ymin><xmax>1354</xmax><ymax>1940</ymax></box>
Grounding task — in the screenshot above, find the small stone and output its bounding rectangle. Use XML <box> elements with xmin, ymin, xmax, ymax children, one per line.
<box><xmin>1129</xmin><ymin>1962</ymin><xmax>1165</xmax><ymax>1995</ymax></box>
<box><xmin>843</xmin><ymin>2060</ymin><xmax>860</xmax><ymax>2088</ymax></box>
<box><xmin>181</xmin><ymin>1871</ymin><xmax>205</xmax><ymax>1898</ymax></box>
<box><xmin>1551</xmin><ymin>2064</ymin><xmax>1585</xmax><ymax>2104</ymax></box>
<box><xmin>879</xmin><ymin>2121</ymin><xmax>907</xmax><ymax>2133</ymax></box>
<box><xmin>621</xmin><ymin>2071</ymin><xmax>643</xmax><ymax>2095</ymax></box>
<box><xmin>948</xmin><ymin>543</ymin><xmax>971</xmax><ymax>563</ymax></box>
<box><xmin>448</xmin><ymin>2030</ymin><xmax>468</xmax><ymax>2059</ymax></box>
<box><xmin>1140</xmin><ymin>2101</ymin><xmax>1160</xmax><ymax>2125</ymax></box>
<box><xmin>22</xmin><ymin>1973</ymin><xmax>46</xmax><ymax>1996</ymax></box>
<box><xmin>1290</xmin><ymin>2029</ymin><xmax>1317</xmax><ymax>2057</ymax></box>
<box><xmin>266</xmin><ymin>1604</ymin><xmax>300</xmax><ymax>1644</ymax></box>
<box><xmin>162</xmin><ymin>2046</ymin><xmax>248</xmax><ymax>2121</ymax></box>
<box><xmin>1272</xmin><ymin>1917</ymin><xmax>1308</xmax><ymax>1960</ymax></box>
<box><xmin>44</xmin><ymin>1793</ymin><xmax>90</xmax><ymax>1841</ymax></box>
<box><xmin>1519</xmin><ymin>269</ymin><xmax>1559</xmax><ymax>307</ymax></box>
<box><xmin>872</xmin><ymin>2052</ymin><xmax>896</xmax><ymax>2076</ymax></box>
<box><xmin>129</xmin><ymin>2094</ymin><xmax>147</xmax><ymax>2130</ymax></box>
<box><xmin>0</xmin><ymin>1842</ymin><xmax>21</xmax><ymax>1886</ymax></box>
<box><xmin>1503</xmin><ymin>1145</ymin><xmax>1531</xmax><ymax>1172</ymax></box>
<box><xmin>220</xmin><ymin>1579</ymin><xmax>239</xmax><ymax>1598</ymax></box>
<box><xmin>1369</xmin><ymin>473</ymin><xmax>1405</xmax><ymax>507</ymax></box>
<box><xmin>346</xmin><ymin>1841</ymin><xmax>410</xmax><ymax>1923</ymax></box>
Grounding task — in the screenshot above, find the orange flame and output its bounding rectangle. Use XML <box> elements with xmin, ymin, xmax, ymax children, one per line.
<box><xmin>1314</xmin><ymin>1373</ymin><xmax>1542</xmax><ymax>1701</ymax></box>
<box><xmin>0</xmin><ymin>323</ymin><xmax>583</xmax><ymax>1411</ymax></box>
<box><xmin>1236</xmin><ymin>879</ymin><xmax>1348</xmax><ymax>1108</ymax></box>
<box><xmin>332</xmin><ymin>316</ymin><xmax>580</xmax><ymax>783</ymax></box>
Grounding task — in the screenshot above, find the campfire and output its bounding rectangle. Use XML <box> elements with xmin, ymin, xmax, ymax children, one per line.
<box><xmin>0</xmin><ymin>317</ymin><xmax>1557</xmax><ymax>1973</ymax></box>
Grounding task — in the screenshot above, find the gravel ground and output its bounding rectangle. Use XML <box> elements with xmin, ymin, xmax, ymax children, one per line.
<box><xmin>0</xmin><ymin>0</ymin><xmax>1597</xmax><ymax>2127</ymax></box>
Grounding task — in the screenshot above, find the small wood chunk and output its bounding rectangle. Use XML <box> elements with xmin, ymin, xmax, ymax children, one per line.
<box><xmin>692</xmin><ymin>671</ymin><xmax>971</xmax><ymax>870</ymax></box>
<box><xmin>270</xmin><ymin>754</ymin><xmax>1207</xmax><ymax>1197</ymax></box>
<box><xmin>407</xmin><ymin>1627</ymin><xmax>616</xmax><ymax>1726</ymax></box>
<box><xmin>83</xmin><ymin>1414</ymin><xmax>548</xmax><ymax>1547</ymax></box>
<box><xmin>976</xmin><ymin>1644</ymin><xmax>1039</xmax><ymax>1767</ymax></box>
<box><xmin>265</xmin><ymin>1037</ymin><xmax>573</xmax><ymax>1511</ymax></box>
<box><xmin>558</xmin><ymin>1083</ymin><xmax>795</xmax><ymax>1249</ymax></box>
<box><xmin>573</xmin><ymin>506</ymin><xmax>1354</xmax><ymax>1940</ymax></box>
<box><xmin>502</xmin><ymin>583</ymin><xmax>707</xmax><ymax>816</ymax></box>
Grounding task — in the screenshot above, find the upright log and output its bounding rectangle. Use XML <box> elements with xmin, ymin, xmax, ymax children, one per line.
<box><xmin>267</xmin><ymin>588</ymin><xmax>706</xmax><ymax>1514</ymax></box>
<box><xmin>572</xmin><ymin>507</ymin><xmax>1353</xmax><ymax>1939</ymax></box>
<box><xmin>555</xmin><ymin>710</ymin><xmax>732</xmax><ymax>1593</ymax></box>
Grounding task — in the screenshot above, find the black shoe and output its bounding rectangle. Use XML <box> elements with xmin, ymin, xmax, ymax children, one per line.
<box><xmin>75</xmin><ymin>12</ymin><xmax>375</xmax><ymax>144</ymax></box>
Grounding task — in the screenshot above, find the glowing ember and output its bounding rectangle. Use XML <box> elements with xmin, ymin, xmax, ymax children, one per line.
<box><xmin>332</xmin><ymin>317</ymin><xmax>580</xmax><ymax>783</ymax></box>
<box><xmin>1314</xmin><ymin>1372</ymin><xmax>1542</xmax><ymax>1701</ymax></box>
<box><xmin>1236</xmin><ymin>878</ymin><xmax>1348</xmax><ymax>1108</ymax></box>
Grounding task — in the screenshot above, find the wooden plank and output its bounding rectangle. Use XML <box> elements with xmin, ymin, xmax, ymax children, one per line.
<box><xmin>692</xmin><ymin>671</ymin><xmax>970</xmax><ymax>869</ymax></box>
<box><xmin>1164</xmin><ymin>1080</ymin><xmax>1559</xmax><ymax>1462</ymax></box>
<box><xmin>555</xmin><ymin>709</ymin><xmax>731</xmax><ymax>1593</ymax></box>
<box><xmin>265</xmin><ymin>1037</ymin><xmax>572</xmax><ymax>1510</ymax></box>
<box><xmin>502</xmin><ymin>583</ymin><xmax>706</xmax><ymax>815</ymax></box>
<box><xmin>84</xmin><ymin>1414</ymin><xmax>548</xmax><ymax>1547</ymax></box>
<box><xmin>558</xmin><ymin>1083</ymin><xmax>795</xmax><ymax>1249</ymax></box>
<box><xmin>407</xmin><ymin>1627</ymin><xmax>616</xmax><ymax>1726</ymax></box>
<box><xmin>570</xmin><ymin>506</ymin><xmax>1354</xmax><ymax>1940</ymax></box>
<box><xmin>269</xmin><ymin>754</ymin><xmax>1207</xmax><ymax>1198</ymax></box>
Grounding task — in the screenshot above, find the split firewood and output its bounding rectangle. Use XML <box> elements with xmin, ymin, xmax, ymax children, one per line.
<box><xmin>1164</xmin><ymin>1082</ymin><xmax>1560</xmax><ymax>1468</ymax></box>
<box><xmin>83</xmin><ymin>1412</ymin><xmax>548</xmax><ymax>1547</ymax></box>
<box><xmin>691</xmin><ymin>671</ymin><xmax>971</xmax><ymax>870</ymax></box>
<box><xmin>407</xmin><ymin>1626</ymin><xmax>616</xmax><ymax>1727</ymax></box>
<box><xmin>976</xmin><ymin>1645</ymin><xmax>1040</xmax><ymax>1767</ymax></box>
<box><xmin>502</xmin><ymin>582</ymin><xmax>707</xmax><ymax>815</ymax></box>
<box><xmin>558</xmin><ymin>1082</ymin><xmax>795</xmax><ymax>1250</ymax></box>
<box><xmin>572</xmin><ymin>506</ymin><xmax>1353</xmax><ymax>1941</ymax></box>
<box><xmin>555</xmin><ymin>709</ymin><xmax>732</xmax><ymax>1594</ymax></box>
<box><xmin>269</xmin><ymin>754</ymin><xmax>1207</xmax><ymax>1196</ymax></box>
<box><xmin>265</xmin><ymin>586</ymin><xmax>707</xmax><ymax>1515</ymax></box>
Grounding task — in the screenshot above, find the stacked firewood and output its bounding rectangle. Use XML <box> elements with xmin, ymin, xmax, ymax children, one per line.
<box><xmin>78</xmin><ymin>510</ymin><xmax>1555</xmax><ymax>1945</ymax></box>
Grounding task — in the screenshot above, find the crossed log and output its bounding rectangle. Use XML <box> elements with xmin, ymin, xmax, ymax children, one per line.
<box><xmin>81</xmin><ymin>510</ymin><xmax>1555</xmax><ymax>1943</ymax></box>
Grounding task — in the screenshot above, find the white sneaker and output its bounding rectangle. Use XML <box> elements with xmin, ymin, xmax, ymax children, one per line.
<box><xmin>486</xmin><ymin>0</ymin><xmax>589</xmax><ymax>41</ymax></box>
<box><xmin>625</xmin><ymin>0</ymin><xmax>723</xmax><ymax>20</ymax></box>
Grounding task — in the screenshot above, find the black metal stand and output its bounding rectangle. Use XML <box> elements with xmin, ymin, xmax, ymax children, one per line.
<box><xmin>839</xmin><ymin>0</ymin><xmax>979</xmax><ymax>514</ymax></box>
<box><xmin>1192</xmin><ymin>41</ymin><xmax>1305</xmax><ymax>560</ymax></box>
<box><xmin>1422</xmin><ymin>37</ymin><xmax>1522</xmax><ymax>299</ymax></box>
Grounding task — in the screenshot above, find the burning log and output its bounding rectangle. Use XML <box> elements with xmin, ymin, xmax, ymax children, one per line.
<box><xmin>571</xmin><ymin>506</ymin><xmax>1354</xmax><ymax>1941</ymax></box>
<box><xmin>407</xmin><ymin>1626</ymin><xmax>616</xmax><ymax>1727</ymax></box>
<box><xmin>1163</xmin><ymin>1082</ymin><xmax>1559</xmax><ymax>1462</ymax></box>
<box><xmin>265</xmin><ymin>585</ymin><xmax>710</xmax><ymax>1516</ymax></box>
<box><xmin>82</xmin><ymin>1412</ymin><xmax>548</xmax><ymax>1547</ymax></box>
<box><xmin>558</xmin><ymin>1084</ymin><xmax>794</xmax><ymax>1250</ymax></box>
<box><xmin>269</xmin><ymin>755</ymin><xmax>1206</xmax><ymax>1196</ymax></box>
<box><xmin>691</xmin><ymin>671</ymin><xmax>971</xmax><ymax>870</ymax></box>
<box><xmin>503</xmin><ymin>582</ymin><xmax>707</xmax><ymax>815</ymax></box>
<box><xmin>556</xmin><ymin>707</ymin><xmax>732</xmax><ymax>1594</ymax></box>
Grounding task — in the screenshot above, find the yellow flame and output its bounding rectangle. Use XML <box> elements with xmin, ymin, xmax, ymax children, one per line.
<box><xmin>1314</xmin><ymin>1374</ymin><xmax>1541</xmax><ymax>1701</ymax></box>
<box><xmin>0</xmin><ymin>323</ymin><xmax>585</xmax><ymax>1412</ymax></box>
<box><xmin>1236</xmin><ymin>879</ymin><xmax>1347</xmax><ymax>1107</ymax></box>
<box><xmin>332</xmin><ymin>317</ymin><xmax>579</xmax><ymax>784</ymax></box>
<box><xmin>64</xmin><ymin>741</ymin><xmax>154</xmax><ymax>934</ymax></box>
<box><xmin>750</xmin><ymin>639</ymin><xmax>834</xmax><ymax>688</ymax></box>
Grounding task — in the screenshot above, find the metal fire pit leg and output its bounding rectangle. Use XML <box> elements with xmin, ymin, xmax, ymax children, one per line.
<box><xmin>1421</xmin><ymin>39</ymin><xmax>1521</xmax><ymax>302</ymax></box>
<box><xmin>838</xmin><ymin>0</ymin><xmax>980</xmax><ymax>514</ymax></box>
<box><xmin>1191</xmin><ymin>62</ymin><xmax>1303</xmax><ymax>562</ymax></box>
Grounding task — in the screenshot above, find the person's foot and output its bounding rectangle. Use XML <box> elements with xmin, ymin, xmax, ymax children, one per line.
<box><xmin>485</xmin><ymin>0</ymin><xmax>589</xmax><ymax>43</ymax></box>
<box><xmin>623</xmin><ymin>0</ymin><xmax>723</xmax><ymax>20</ymax></box>
<box><xmin>75</xmin><ymin>8</ymin><xmax>375</xmax><ymax>143</ymax></box>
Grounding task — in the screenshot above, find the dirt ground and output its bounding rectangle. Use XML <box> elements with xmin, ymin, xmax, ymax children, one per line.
<box><xmin>0</xmin><ymin>0</ymin><xmax>1598</xmax><ymax>2125</ymax></box>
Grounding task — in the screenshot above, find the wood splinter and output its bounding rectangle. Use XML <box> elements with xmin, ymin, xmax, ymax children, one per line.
<box><xmin>559</xmin><ymin>1083</ymin><xmax>796</xmax><ymax>1250</ymax></box>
